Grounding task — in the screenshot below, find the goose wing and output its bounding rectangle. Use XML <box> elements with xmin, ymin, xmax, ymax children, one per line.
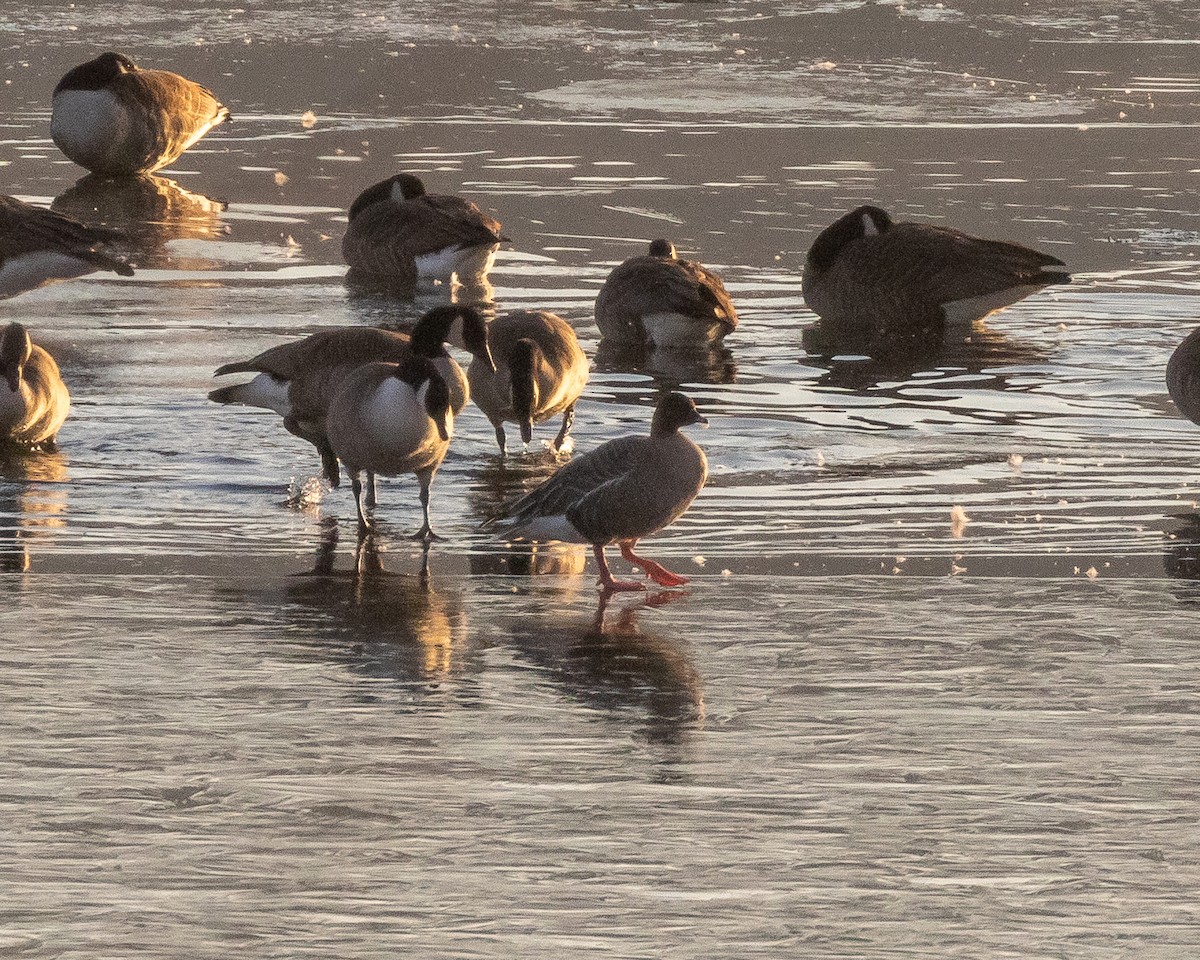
<box><xmin>213</xmin><ymin>328</ymin><xmax>411</xmax><ymax>378</ymax></box>
<box><xmin>117</xmin><ymin>69</ymin><xmax>229</xmax><ymax>153</ymax></box>
<box><xmin>0</xmin><ymin>196</ymin><xmax>133</xmax><ymax>274</ymax></box>
<box><xmin>499</xmin><ymin>435</ymin><xmax>649</xmax><ymax>526</ymax></box>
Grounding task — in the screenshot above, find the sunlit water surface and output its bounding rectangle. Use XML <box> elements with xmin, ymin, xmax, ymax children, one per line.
<box><xmin>2</xmin><ymin>2</ymin><xmax>1200</xmax><ymax>956</ymax></box>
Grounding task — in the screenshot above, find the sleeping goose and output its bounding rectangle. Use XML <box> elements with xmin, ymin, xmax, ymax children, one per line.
<box><xmin>1167</xmin><ymin>326</ymin><xmax>1200</xmax><ymax>426</ymax></box>
<box><xmin>802</xmin><ymin>205</ymin><xmax>1070</xmax><ymax>352</ymax></box>
<box><xmin>594</xmin><ymin>239</ymin><xmax>738</xmax><ymax>349</ymax></box>
<box><xmin>51</xmin><ymin>52</ymin><xmax>230</xmax><ymax>176</ymax></box>
<box><xmin>342</xmin><ymin>174</ymin><xmax>506</xmax><ymax>285</ymax></box>
<box><xmin>209</xmin><ymin>305</ymin><xmax>493</xmax><ymax>492</ymax></box>
<box><xmin>1</xmin><ymin>195</ymin><xmax>134</xmax><ymax>298</ymax></box>
<box><xmin>0</xmin><ymin>323</ymin><xmax>71</xmax><ymax>448</ymax></box>
<box><xmin>490</xmin><ymin>392</ymin><xmax>708</xmax><ymax>592</ymax></box>
<box><xmin>325</xmin><ymin>355</ymin><xmax>454</xmax><ymax>540</ymax></box>
<box><xmin>466</xmin><ymin>309</ymin><xmax>589</xmax><ymax>456</ymax></box>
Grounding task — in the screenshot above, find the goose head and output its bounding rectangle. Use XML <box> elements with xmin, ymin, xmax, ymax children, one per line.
<box><xmin>347</xmin><ymin>173</ymin><xmax>427</xmax><ymax>222</ymax></box>
<box><xmin>508</xmin><ymin>338</ymin><xmax>543</xmax><ymax>444</ymax></box>
<box><xmin>806</xmin><ymin>204</ymin><xmax>894</xmax><ymax>274</ymax></box>
<box><xmin>648</xmin><ymin>238</ymin><xmax>677</xmax><ymax>259</ymax></box>
<box><xmin>0</xmin><ymin>323</ymin><xmax>32</xmax><ymax>393</ymax></box>
<box><xmin>651</xmin><ymin>392</ymin><xmax>708</xmax><ymax>436</ymax></box>
<box><xmin>54</xmin><ymin>52</ymin><xmax>137</xmax><ymax>95</ymax></box>
<box><xmin>412</xmin><ymin>305</ymin><xmax>495</xmax><ymax>371</ymax></box>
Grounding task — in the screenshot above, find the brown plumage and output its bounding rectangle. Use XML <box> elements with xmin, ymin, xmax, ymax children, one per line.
<box><xmin>0</xmin><ymin>323</ymin><xmax>71</xmax><ymax>448</ymax></box>
<box><xmin>492</xmin><ymin>392</ymin><xmax>708</xmax><ymax>591</ymax></box>
<box><xmin>51</xmin><ymin>52</ymin><xmax>229</xmax><ymax>176</ymax></box>
<box><xmin>803</xmin><ymin>205</ymin><xmax>1070</xmax><ymax>352</ymax></box>
<box><xmin>0</xmin><ymin>195</ymin><xmax>133</xmax><ymax>298</ymax></box>
<box><xmin>594</xmin><ymin>239</ymin><xmax>738</xmax><ymax>348</ymax></box>
<box><xmin>342</xmin><ymin>174</ymin><xmax>505</xmax><ymax>283</ymax></box>
<box><xmin>209</xmin><ymin>306</ymin><xmax>490</xmax><ymax>487</ymax></box>
<box><xmin>466</xmin><ymin>310</ymin><xmax>589</xmax><ymax>455</ymax></box>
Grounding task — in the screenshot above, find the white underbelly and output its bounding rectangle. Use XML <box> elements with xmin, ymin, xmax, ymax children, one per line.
<box><xmin>0</xmin><ymin>252</ymin><xmax>98</xmax><ymax>298</ymax></box>
<box><xmin>415</xmin><ymin>243</ymin><xmax>498</xmax><ymax>281</ymax></box>
<box><xmin>942</xmin><ymin>284</ymin><xmax>1046</xmax><ymax>328</ymax></box>
<box><xmin>515</xmin><ymin>514</ymin><xmax>589</xmax><ymax>544</ymax></box>
<box><xmin>642</xmin><ymin>312</ymin><xmax>727</xmax><ymax>348</ymax></box>
<box><xmin>51</xmin><ymin>90</ymin><xmax>134</xmax><ymax>169</ymax></box>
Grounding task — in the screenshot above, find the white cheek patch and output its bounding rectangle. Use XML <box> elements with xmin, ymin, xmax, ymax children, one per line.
<box><xmin>861</xmin><ymin>212</ymin><xmax>880</xmax><ymax>236</ymax></box>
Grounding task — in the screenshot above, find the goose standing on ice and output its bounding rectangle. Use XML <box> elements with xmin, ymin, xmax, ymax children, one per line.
<box><xmin>802</xmin><ymin>204</ymin><xmax>1070</xmax><ymax>352</ymax></box>
<box><xmin>325</xmin><ymin>355</ymin><xmax>454</xmax><ymax>541</ymax></box>
<box><xmin>342</xmin><ymin>174</ymin><xmax>506</xmax><ymax>285</ymax></box>
<box><xmin>51</xmin><ymin>52</ymin><xmax>230</xmax><ymax>176</ymax></box>
<box><xmin>594</xmin><ymin>239</ymin><xmax>738</xmax><ymax>349</ymax></box>
<box><xmin>467</xmin><ymin>309</ymin><xmax>589</xmax><ymax>456</ymax></box>
<box><xmin>491</xmin><ymin>392</ymin><xmax>708</xmax><ymax>592</ymax></box>
<box><xmin>209</xmin><ymin>305</ymin><xmax>492</xmax><ymax>495</ymax></box>
<box><xmin>0</xmin><ymin>195</ymin><xmax>133</xmax><ymax>298</ymax></box>
<box><xmin>0</xmin><ymin>323</ymin><xmax>70</xmax><ymax>448</ymax></box>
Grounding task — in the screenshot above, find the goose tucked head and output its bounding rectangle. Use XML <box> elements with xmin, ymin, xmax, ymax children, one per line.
<box><xmin>347</xmin><ymin>173</ymin><xmax>427</xmax><ymax>222</ymax></box>
<box><xmin>651</xmin><ymin>391</ymin><xmax>708</xmax><ymax>437</ymax></box>
<box><xmin>508</xmin><ymin>338</ymin><xmax>542</xmax><ymax>444</ymax></box>
<box><xmin>806</xmin><ymin>204</ymin><xmax>895</xmax><ymax>273</ymax></box>
<box><xmin>648</xmin><ymin>238</ymin><xmax>677</xmax><ymax>259</ymax></box>
<box><xmin>0</xmin><ymin>323</ymin><xmax>33</xmax><ymax>393</ymax></box>
<box><xmin>411</xmin><ymin>305</ymin><xmax>496</xmax><ymax>371</ymax></box>
<box><xmin>54</xmin><ymin>52</ymin><xmax>137</xmax><ymax>95</ymax></box>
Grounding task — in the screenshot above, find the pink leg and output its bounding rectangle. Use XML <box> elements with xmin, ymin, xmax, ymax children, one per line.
<box><xmin>619</xmin><ymin>540</ymin><xmax>690</xmax><ymax>587</ymax></box>
<box><xmin>594</xmin><ymin>544</ymin><xmax>644</xmax><ymax>593</ymax></box>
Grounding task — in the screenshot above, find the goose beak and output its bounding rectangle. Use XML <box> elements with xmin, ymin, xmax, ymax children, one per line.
<box><xmin>519</xmin><ymin>418</ymin><xmax>534</xmax><ymax>445</ymax></box>
<box><xmin>692</xmin><ymin>413</ymin><xmax>709</xmax><ymax>429</ymax></box>
<box><xmin>434</xmin><ymin>412</ymin><xmax>451</xmax><ymax>442</ymax></box>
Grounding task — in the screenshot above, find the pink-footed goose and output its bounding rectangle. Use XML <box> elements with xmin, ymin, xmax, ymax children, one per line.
<box><xmin>342</xmin><ymin>174</ymin><xmax>506</xmax><ymax>285</ymax></box>
<box><xmin>51</xmin><ymin>52</ymin><xmax>229</xmax><ymax>176</ymax></box>
<box><xmin>594</xmin><ymin>239</ymin><xmax>738</xmax><ymax>349</ymax></box>
<box><xmin>490</xmin><ymin>392</ymin><xmax>708</xmax><ymax>592</ymax></box>
<box><xmin>0</xmin><ymin>323</ymin><xmax>70</xmax><ymax>448</ymax></box>
<box><xmin>466</xmin><ymin>309</ymin><xmax>589</xmax><ymax>456</ymax></box>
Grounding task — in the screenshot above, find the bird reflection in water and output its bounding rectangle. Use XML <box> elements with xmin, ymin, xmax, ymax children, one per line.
<box><xmin>285</xmin><ymin>519</ymin><xmax>468</xmax><ymax>681</ymax></box>
<box><xmin>344</xmin><ymin>269</ymin><xmax>496</xmax><ymax>318</ymax></box>
<box><xmin>594</xmin><ymin>338</ymin><xmax>736</xmax><ymax>389</ymax></box>
<box><xmin>53</xmin><ymin>173</ymin><xmax>227</xmax><ymax>270</ymax></box>
<box><xmin>513</xmin><ymin>589</ymin><xmax>705</xmax><ymax>746</ymax></box>
<box><xmin>0</xmin><ymin>448</ymin><xmax>70</xmax><ymax>573</ymax></box>
<box><xmin>805</xmin><ymin>320</ymin><xmax>1050</xmax><ymax>393</ymax></box>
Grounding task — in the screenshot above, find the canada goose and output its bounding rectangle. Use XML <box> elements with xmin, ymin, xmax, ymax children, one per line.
<box><xmin>491</xmin><ymin>392</ymin><xmax>708</xmax><ymax>592</ymax></box>
<box><xmin>1167</xmin><ymin>327</ymin><xmax>1200</xmax><ymax>426</ymax></box>
<box><xmin>342</xmin><ymin>174</ymin><xmax>506</xmax><ymax>284</ymax></box>
<box><xmin>0</xmin><ymin>195</ymin><xmax>133</xmax><ymax>298</ymax></box>
<box><xmin>467</xmin><ymin>309</ymin><xmax>589</xmax><ymax>456</ymax></box>
<box><xmin>594</xmin><ymin>239</ymin><xmax>738</xmax><ymax>349</ymax></box>
<box><xmin>802</xmin><ymin>205</ymin><xmax>1070</xmax><ymax>350</ymax></box>
<box><xmin>325</xmin><ymin>355</ymin><xmax>454</xmax><ymax>540</ymax></box>
<box><xmin>50</xmin><ymin>52</ymin><xmax>229</xmax><ymax>176</ymax></box>
<box><xmin>209</xmin><ymin>305</ymin><xmax>492</xmax><ymax>491</ymax></box>
<box><xmin>0</xmin><ymin>323</ymin><xmax>70</xmax><ymax>448</ymax></box>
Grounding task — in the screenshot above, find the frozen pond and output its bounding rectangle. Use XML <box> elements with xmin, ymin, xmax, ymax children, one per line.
<box><xmin>2</xmin><ymin>2</ymin><xmax>1200</xmax><ymax>956</ymax></box>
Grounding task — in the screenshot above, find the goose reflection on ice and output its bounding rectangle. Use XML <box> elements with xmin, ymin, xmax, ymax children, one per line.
<box><xmin>280</xmin><ymin>521</ymin><xmax>471</xmax><ymax>683</ymax></box>
<box><xmin>53</xmin><ymin>174</ymin><xmax>227</xmax><ymax>270</ymax></box>
<box><xmin>511</xmin><ymin>589</ymin><xmax>705</xmax><ymax>746</ymax></box>
<box><xmin>806</xmin><ymin>320</ymin><xmax>1050</xmax><ymax>392</ymax></box>
<box><xmin>0</xmin><ymin>448</ymin><xmax>70</xmax><ymax>573</ymax></box>
<box><xmin>594</xmin><ymin>338</ymin><xmax>736</xmax><ymax>389</ymax></box>
<box><xmin>344</xmin><ymin>269</ymin><xmax>496</xmax><ymax>315</ymax></box>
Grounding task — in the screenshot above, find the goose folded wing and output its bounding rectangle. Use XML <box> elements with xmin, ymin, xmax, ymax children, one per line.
<box><xmin>214</xmin><ymin>328</ymin><xmax>411</xmax><ymax>378</ymax></box>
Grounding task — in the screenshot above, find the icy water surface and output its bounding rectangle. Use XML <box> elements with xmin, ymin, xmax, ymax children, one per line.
<box><xmin>2</xmin><ymin>2</ymin><xmax>1200</xmax><ymax>956</ymax></box>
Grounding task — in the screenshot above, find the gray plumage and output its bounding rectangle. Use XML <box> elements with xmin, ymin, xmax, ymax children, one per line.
<box><xmin>1167</xmin><ymin>327</ymin><xmax>1200</xmax><ymax>427</ymax></box>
